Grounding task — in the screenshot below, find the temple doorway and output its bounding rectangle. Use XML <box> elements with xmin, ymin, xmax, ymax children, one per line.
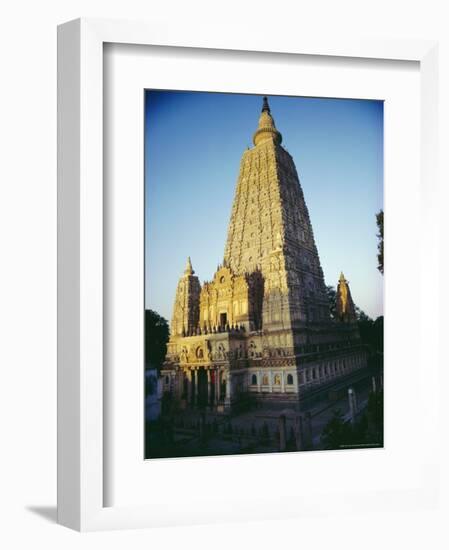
<box><xmin>220</xmin><ymin>312</ymin><xmax>227</xmax><ymax>327</ymax></box>
<box><xmin>197</xmin><ymin>368</ymin><xmax>208</xmax><ymax>408</ymax></box>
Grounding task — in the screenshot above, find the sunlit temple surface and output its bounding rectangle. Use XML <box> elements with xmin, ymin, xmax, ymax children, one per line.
<box><xmin>162</xmin><ymin>97</ymin><xmax>367</xmax><ymax>411</ymax></box>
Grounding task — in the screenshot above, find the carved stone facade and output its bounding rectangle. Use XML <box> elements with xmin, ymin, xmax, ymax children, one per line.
<box><xmin>199</xmin><ymin>266</ymin><xmax>264</xmax><ymax>332</ymax></box>
<box><xmin>162</xmin><ymin>97</ymin><xmax>367</xmax><ymax>411</ymax></box>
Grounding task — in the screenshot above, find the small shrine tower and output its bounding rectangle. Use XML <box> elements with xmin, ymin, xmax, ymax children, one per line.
<box><xmin>170</xmin><ymin>257</ymin><xmax>201</xmax><ymax>337</ymax></box>
<box><xmin>336</xmin><ymin>272</ymin><xmax>357</xmax><ymax>323</ymax></box>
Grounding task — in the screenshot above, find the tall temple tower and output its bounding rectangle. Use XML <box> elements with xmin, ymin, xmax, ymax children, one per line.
<box><xmin>162</xmin><ymin>97</ymin><xmax>367</xmax><ymax>410</ymax></box>
<box><xmin>224</xmin><ymin>96</ymin><xmax>329</xmax><ymax>339</ymax></box>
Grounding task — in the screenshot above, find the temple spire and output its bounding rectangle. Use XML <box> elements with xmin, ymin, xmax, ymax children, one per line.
<box><xmin>262</xmin><ymin>96</ymin><xmax>271</xmax><ymax>113</ymax></box>
<box><xmin>184</xmin><ymin>256</ymin><xmax>194</xmax><ymax>275</ymax></box>
<box><xmin>336</xmin><ymin>272</ymin><xmax>357</xmax><ymax>322</ymax></box>
<box><xmin>253</xmin><ymin>96</ymin><xmax>282</xmax><ymax>147</ymax></box>
<box><xmin>170</xmin><ymin>257</ymin><xmax>201</xmax><ymax>336</ymax></box>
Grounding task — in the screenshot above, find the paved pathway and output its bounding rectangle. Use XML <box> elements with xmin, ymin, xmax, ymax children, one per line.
<box><xmin>171</xmin><ymin>374</ymin><xmax>374</xmax><ymax>452</ymax></box>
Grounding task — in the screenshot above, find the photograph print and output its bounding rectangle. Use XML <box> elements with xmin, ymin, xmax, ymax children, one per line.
<box><xmin>144</xmin><ymin>90</ymin><xmax>384</xmax><ymax>459</ymax></box>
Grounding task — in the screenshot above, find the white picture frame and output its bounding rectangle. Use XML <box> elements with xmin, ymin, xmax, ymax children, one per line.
<box><xmin>57</xmin><ymin>17</ymin><xmax>440</xmax><ymax>531</ymax></box>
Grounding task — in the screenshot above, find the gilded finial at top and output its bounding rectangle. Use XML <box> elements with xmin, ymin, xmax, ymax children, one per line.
<box><xmin>253</xmin><ymin>96</ymin><xmax>282</xmax><ymax>147</ymax></box>
<box><xmin>262</xmin><ymin>96</ymin><xmax>271</xmax><ymax>113</ymax></box>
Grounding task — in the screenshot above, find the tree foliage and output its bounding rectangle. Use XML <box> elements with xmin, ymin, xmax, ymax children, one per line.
<box><xmin>321</xmin><ymin>408</ymin><xmax>352</xmax><ymax>449</ymax></box>
<box><xmin>355</xmin><ymin>306</ymin><xmax>371</xmax><ymax>323</ymax></box>
<box><xmin>376</xmin><ymin>210</ymin><xmax>384</xmax><ymax>275</ymax></box>
<box><xmin>145</xmin><ymin>309</ymin><xmax>169</xmax><ymax>371</ymax></box>
<box><xmin>358</xmin><ymin>315</ymin><xmax>383</xmax><ymax>354</ymax></box>
<box><xmin>321</xmin><ymin>390</ymin><xmax>384</xmax><ymax>450</ymax></box>
<box><xmin>325</xmin><ymin>286</ymin><xmax>383</xmax><ymax>354</ymax></box>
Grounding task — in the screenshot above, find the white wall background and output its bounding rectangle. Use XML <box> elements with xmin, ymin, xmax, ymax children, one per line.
<box><xmin>0</xmin><ymin>0</ymin><xmax>448</xmax><ymax>548</ymax></box>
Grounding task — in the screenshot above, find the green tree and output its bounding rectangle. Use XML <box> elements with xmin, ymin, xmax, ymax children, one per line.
<box><xmin>321</xmin><ymin>392</ymin><xmax>384</xmax><ymax>450</ymax></box>
<box><xmin>145</xmin><ymin>309</ymin><xmax>169</xmax><ymax>371</ymax></box>
<box><xmin>321</xmin><ymin>409</ymin><xmax>352</xmax><ymax>449</ymax></box>
<box><xmin>355</xmin><ymin>306</ymin><xmax>371</xmax><ymax>323</ymax></box>
<box><xmin>366</xmin><ymin>389</ymin><xmax>384</xmax><ymax>446</ymax></box>
<box><xmin>376</xmin><ymin>210</ymin><xmax>384</xmax><ymax>275</ymax></box>
<box><xmin>325</xmin><ymin>285</ymin><xmax>383</xmax><ymax>355</ymax></box>
<box><xmin>358</xmin><ymin>314</ymin><xmax>383</xmax><ymax>355</ymax></box>
<box><xmin>373</xmin><ymin>316</ymin><xmax>384</xmax><ymax>353</ymax></box>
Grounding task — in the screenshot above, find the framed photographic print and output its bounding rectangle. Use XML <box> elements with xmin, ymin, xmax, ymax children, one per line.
<box><xmin>144</xmin><ymin>89</ymin><xmax>384</xmax><ymax>460</ymax></box>
<box><xmin>58</xmin><ymin>18</ymin><xmax>440</xmax><ymax>531</ymax></box>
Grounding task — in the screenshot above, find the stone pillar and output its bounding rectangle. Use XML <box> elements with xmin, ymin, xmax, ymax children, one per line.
<box><xmin>353</xmin><ymin>390</ymin><xmax>358</xmax><ymax>413</ymax></box>
<box><xmin>348</xmin><ymin>387</ymin><xmax>357</xmax><ymax>424</ymax></box>
<box><xmin>185</xmin><ymin>370</ymin><xmax>191</xmax><ymax>404</ymax></box>
<box><xmin>269</xmin><ymin>370</ymin><xmax>273</xmax><ymax>393</ymax></box>
<box><xmin>281</xmin><ymin>371</ymin><xmax>285</xmax><ymax>393</ymax></box>
<box><xmin>305</xmin><ymin>412</ymin><xmax>313</xmax><ymax>449</ymax></box>
<box><xmin>195</xmin><ymin>368</ymin><xmax>201</xmax><ymax>407</ymax></box>
<box><xmin>194</xmin><ymin>368</ymin><xmax>200</xmax><ymax>407</ymax></box>
<box><xmin>176</xmin><ymin>372</ymin><xmax>182</xmax><ymax>400</ymax></box>
<box><xmin>195</xmin><ymin>369</ymin><xmax>200</xmax><ymax>407</ymax></box>
<box><xmin>190</xmin><ymin>369</ymin><xmax>195</xmax><ymax>406</ymax></box>
<box><xmin>207</xmin><ymin>369</ymin><xmax>211</xmax><ymax>406</ymax></box>
<box><xmin>215</xmin><ymin>368</ymin><xmax>220</xmax><ymax>404</ymax></box>
<box><xmin>257</xmin><ymin>370</ymin><xmax>261</xmax><ymax>393</ymax></box>
<box><xmin>294</xmin><ymin>415</ymin><xmax>303</xmax><ymax>451</ymax></box>
<box><xmin>279</xmin><ymin>414</ymin><xmax>287</xmax><ymax>452</ymax></box>
<box><xmin>225</xmin><ymin>371</ymin><xmax>231</xmax><ymax>407</ymax></box>
<box><xmin>199</xmin><ymin>411</ymin><xmax>206</xmax><ymax>440</ymax></box>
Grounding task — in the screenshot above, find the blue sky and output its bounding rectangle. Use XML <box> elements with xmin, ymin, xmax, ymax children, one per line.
<box><xmin>145</xmin><ymin>90</ymin><xmax>383</xmax><ymax>321</ymax></box>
